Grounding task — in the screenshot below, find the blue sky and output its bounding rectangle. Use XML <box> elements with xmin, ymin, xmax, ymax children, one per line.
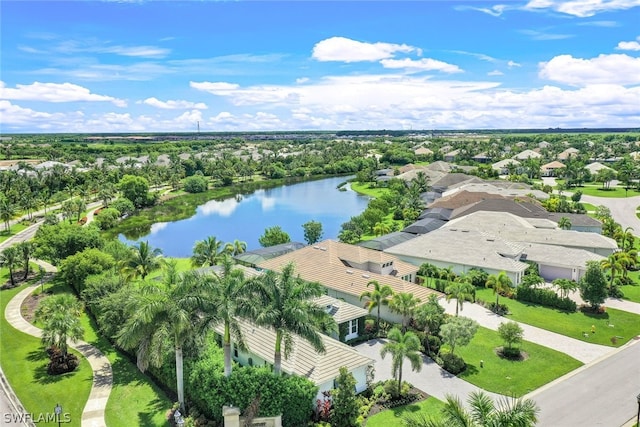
<box><xmin>1</xmin><ymin>0</ymin><xmax>639</xmax><ymax>133</ymax></box>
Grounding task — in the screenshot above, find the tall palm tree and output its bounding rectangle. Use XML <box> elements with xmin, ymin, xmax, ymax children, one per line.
<box><xmin>403</xmin><ymin>391</ymin><xmax>539</xmax><ymax>427</ymax></box>
<box><xmin>600</xmin><ymin>254</ymin><xmax>622</xmax><ymax>293</ymax></box>
<box><xmin>360</xmin><ymin>280</ymin><xmax>394</xmax><ymax>331</ymax></box>
<box><xmin>35</xmin><ymin>294</ymin><xmax>84</xmax><ymax>364</ymax></box>
<box><xmin>251</xmin><ymin>262</ymin><xmax>334</xmax><ymax>375</ymax></box>
<box><xmin>0</xmin><ymin>246</ymin><xmax>20</xmax><ymax>287</ymax></box>
<box><xmin>485</xmin><ymin>271</ymin><xmax>513</xmax><ymax>308</ymax></box>
<box><xmin>199</xmin><ymin>255</ymin><xmax>252</xmax><ymax>377</ymax></box>
<box><xmin>380</xmin><ymin>327</ymin><xmax>423</xmax><ymax>396</ymax></box>
<box><xmin>224</xmin><ymin>239</ymin><xmax>247</xmax><ymax>256</ymax></box>
<box><xmin>117</xmin><ymin>260</ymin><xmax>202</xmax><ymax>409</ymax></box>
<box><xmin>389</xmin><ymin>292</ymin><xmax>421</xmax><ymax>332</ymax></box>
<box><xmin>445</xmin><ymin>279</ymin><xmax>474</xmax><ymax>316</ymax></box>
<box><xmin>191</xmin><ymin>236</ymin><xmax>227</xmax><ymax>267</ymax></box>
<box><xmin>0</xmin><ymin>196</ymin><xmax>15</xmax><ymax>232</ymax></box>
<box><xmin>16</xmin><ymin>241</ymin><xmax>35</xmax><ymax>280</ymax></box>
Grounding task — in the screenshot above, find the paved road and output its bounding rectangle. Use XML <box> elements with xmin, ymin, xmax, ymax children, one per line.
<box><xmin>580</xmin><ymin>193</ymin><xmax>640</xmax><ymax>232</ymax></box>
<box><xmin>527</xmin><ymin>339</ymin><xmax>640</xmax><ymax>427</ymax></box>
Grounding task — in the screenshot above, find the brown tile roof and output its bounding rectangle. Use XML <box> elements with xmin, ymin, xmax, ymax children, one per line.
<box><xmin>258</xmin><ymin>240</ymin><xmax>438</xmax><ymax>304</ymax></box>
<box><xmin>428</xmin><ymin>190</ymin><xmax>507</xmax><ymax>209</ymax></box>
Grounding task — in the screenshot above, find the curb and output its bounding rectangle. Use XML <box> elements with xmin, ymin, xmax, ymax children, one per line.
<box><xmin>0</xmin><ymin>364</ymin><xmax>35</xmax><ymax>427</ymax></box>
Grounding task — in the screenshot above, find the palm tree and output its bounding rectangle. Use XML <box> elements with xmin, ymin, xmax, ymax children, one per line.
<box><xmin>445</xmin><ymin>279</ymin><xmax>474</xmax><ymax>316</ymax></box>
<box><xmin>600</xmin><ymin>254</ymin><xmax>622</xmax><ymax>293</ymax></box>
<box><xmin>35</xmin><ymin>294</ymin><xmax>84</xmax><ymax>364</ymax></box>
<box><xmin>360</xmin><ymin>280</ymin><xmax>394</xmax><ymax>331</ymax></box>
<box><xmin>224</xmin><ymin>239</ymin><xmax>247</xmax><ymax>256</ymax></box>
<box><xmin>380</xmin><ymin>327</ymin><xmax>423</xmax><ymax>396</ymax></box>
<box><xmin>117</xmin><ymin>260</ymin><xmax>202</xmax><ymax>409</ymax></box>
<box><xmin>251</xmin><ymin>262</ymin><xmax>334</xmax><ymax>375</ymax></box>
<box><xmin>199</xmin><ymin>255</ymin><xmax>253</xmax><ymax>377</ymax></box>
<box><xmin>614</xmin><ymin>250</ymin><xmax>635</xmax><ymax>281</ymax></box>
<box><xmin>0</xmin><ymin>246</ymin><xmax>20</xmax><ymax>287</ymax></box>
<box><xmin>557</xmin><ymin>216</ymin><xmax>572</xmax><ymax>230</ymax></box>
<box><xmin>124</xmin><ymin>240</ymin><xmax>163</xmax><ymax>280</ymax></box>
<box><xmin>0</xmin><ymin>196</ymin><xmax>15</xmax><ymax>232</ymax></box>
<box><xmin>413</xmin><ymin>294</ymin><xmax>445</xmax><ymax>354</ymax></box>
<box><xmin>552</xmin><ymin>278</ymin><xmax>578</xmax><ymax>299</ymax></box>
<box><xmin>16</xmin><ymin>241</ymin><xmax>35</xmax><ymax>280</ymax></box>
<box><xmin>191</xmin><ymin>236</ymin><xmax>227</xmax><ymax>267</ymax></box>
<box><xmin>403</xmin><ymin>391</ymin><xmax>539</xmax><ymax>427</ymax></box>
<box><xmin>389</xmin><ymin>292</ymin><xmax>421</xmax><ymax>332</ymax></box>
<box><xmin>485</xmin><ymin>271</ymin><xmax>513</xmax><ymax>309</ymax></box>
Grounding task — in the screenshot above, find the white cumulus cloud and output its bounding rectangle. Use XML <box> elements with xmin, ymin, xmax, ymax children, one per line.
<box><xmin>0</xmin><ymin>81</ymin><xmax>127</xmax><ymax>106</ymax></box>
<box><xmin>525</xmin><ymin>0</ymin><xmax>640</xmax><ymax>17</ymax></box>
<box><xmin>380</xmin><ymin>58</ymin><xmax>463</xmax><ymax>73</ymax></box>
<box><xmin>190</xmin><ymin>81</ymin><xmax>240</xmax><ymax>94</ymax></box>
<box><xmin>539</xmin><ymin>53</ymin><xmax>640</xmax><ymax>86</ymax></box>
<box><xmin>616</xmin><ymin>37</ymin><xmax>640</xmax><ymax>51</ymax></box>
<box><xmin>141</xmin><ymin>97</ymin><xmax>207</xmax><ymax>110</ymax></box>
<box><xmin>312</xmin><ymin>36</ymin><xmax>415</xmax><ymax>62</ymax></box>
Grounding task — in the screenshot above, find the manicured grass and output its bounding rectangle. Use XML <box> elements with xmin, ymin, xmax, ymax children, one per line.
<box><xmin>580</xmin><ymin>202</ymin><xmax>597</xmax><ymax>212</ymax></box>
<box><xmin>455</xmin><ymin>327</ymin><xmax>583</xmax><ymax>397</ymax></box>
<box><xmin>0</xmin><ymin>222</ymin><xmax>29</xmax><ymax>243</ymax></box>
<box><xmin>349</xmin><ymin>181</ymin><xmax>391</xmax><ymax>198</ymax></box>
<box><xmin>475</xmin><ymin>288</ymin><xmax>640</xmax><ymax>346</ymax></box>
<box><xmin>0</xmin><ymin>282</ymin><xmax>92</xmax><ymax>427</ymax></box>
<box><xmin>147</xmin><ymin>257</ymin><xmax>193</xmax><ymax>280</ymax></box>
<box><xmin>79</xmin><ymin>309</ymin><xmax>171</xmax><ymax>426</ymax></box>
<box><xmin>574</xmin><ymin>185</ymin><xmax>640</xmax><ymax>198</ymax></box>
<box><xmin>366</xmin><ymin>397</ymin><xmax>445</xmax><ymax>427</ymax></box>
<box><xmin>619</xmin><ymin>284</ymin><xmax>640</xmax><ymax>303</ymax></box>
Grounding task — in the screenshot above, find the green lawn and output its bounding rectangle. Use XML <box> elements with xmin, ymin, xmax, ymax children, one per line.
<box><xmin>1</xmin><ymin>271</ymin><xmax>171</xmax><ymax>427</ymax></box>
<box><xmin>0</xmin><ymin>282</ymin><xmax>92</xmax><ymax>427</ymax></box>
<box><xmin>455</xmin><ymin>327</ymin><xmax>583</xmax><ymax>397</ymax></box>
<box><xmin>573</xmin><ymin>185</ymin><xmax>640</xmax><ymax>198</ymax></box>
<box><xmin>350</xmin><ymin>181</ymin><xmax>391</xmax><ymax>198</ymax></box>
<box><xmin>147</xmin><ymin>257</ymin><xmax>192</xmax><ymax>280</ymax></box>
<box><xmin>580</xmin><ymin>202</ymin><xmax>597</xmax><ymax>212</ymax></box>
<box><xmin>475</xmin><ymin>288</ymin><xmax>640</xmax><ymax>346</ymax></box>
<box><xmin>366</xmin><ymin>397</ymin><xmax>445</xmax><ymax>427</ymax></box>
<box><xmin>80</xmin><ymin>313</ymin><xmax>171</xmax><ymax>426</ymax></box>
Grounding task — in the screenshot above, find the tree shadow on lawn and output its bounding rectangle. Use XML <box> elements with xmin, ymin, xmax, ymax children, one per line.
<box><xmin>137</xmin><ymin>397</ymin><xmax>169</xmax><ymax>427</ymax></box>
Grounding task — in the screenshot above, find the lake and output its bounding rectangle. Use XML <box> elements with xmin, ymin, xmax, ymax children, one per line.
<box><xmin>119</xmin><ymin>176</ymin><xmax>370</xmax><ymax>257</ymax></box>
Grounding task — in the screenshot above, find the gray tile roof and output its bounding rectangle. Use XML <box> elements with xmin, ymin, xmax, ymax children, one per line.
<box><xmin>444</xmin><ymin>211</ymin><xmax>617</xmax><ymax>251</ymax></box>
<box><xmin>385</xmin><ymin>228</ymin><xmax>529</xmax><ymax>274</ymax></box>
<box><xmin>357</xmin><ymin>232</ymin><xmax>418</xmax><ymax>251</ymax></box>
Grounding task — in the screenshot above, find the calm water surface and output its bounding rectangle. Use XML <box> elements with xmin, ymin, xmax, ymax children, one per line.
<box><xmin>120</xmin><ymin>176</ymin><xmax>370</xmax><ymax>257</ymax></box>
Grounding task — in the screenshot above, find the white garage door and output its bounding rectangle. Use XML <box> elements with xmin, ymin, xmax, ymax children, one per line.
<box><xmin>539</xmin><ymin>264</ymin><xmax>572</xmax><ymax>281</ymax></box>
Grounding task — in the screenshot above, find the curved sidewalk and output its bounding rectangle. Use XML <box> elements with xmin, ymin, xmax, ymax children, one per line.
<box><xmin>4</xmin><ymin>282</ymin><xmax>112</xmax><ymax>427</ymax></box>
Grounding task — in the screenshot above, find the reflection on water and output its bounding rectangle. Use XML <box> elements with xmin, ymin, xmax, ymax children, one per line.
<box><xmin>120</xmin><ymin>176</ymin><xmax>370</xmax><ymax>257</ymax></box>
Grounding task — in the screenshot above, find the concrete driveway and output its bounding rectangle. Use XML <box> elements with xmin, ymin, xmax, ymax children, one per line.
<box><xmin>354</xmin><ymin>339</ymin><xmax>504</xmax><ymax>403</ymax></box>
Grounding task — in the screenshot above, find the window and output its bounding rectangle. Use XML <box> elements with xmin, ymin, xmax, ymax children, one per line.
<box><xmin>349</xmin><ymin>319</ymin><xmax>358</xmax><ymax>335</ymax></box>
<box><xmin>233</xmin><ymin>347</ymin><xmax>238</xmax><ymax>358</ymax></box>
<box><xmin>248</xmin><ymin>357</ymin><xmax>253</xmax><ymax>366</ymax></box>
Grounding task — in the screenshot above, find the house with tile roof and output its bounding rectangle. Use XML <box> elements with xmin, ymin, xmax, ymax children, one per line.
<box><xmin>258</xmin><ymin>240</ymin><xmax>440</xmax><ymax>324</ymax></box>
<box><xmin>540</xmin><ymin>161</ymin><xmax>566</xmax><ymax>177</ymax></box>
<box><xmin>212</xmin><ymin>320</ymin><xmax>374</xmax><ymax>400</ymax></box>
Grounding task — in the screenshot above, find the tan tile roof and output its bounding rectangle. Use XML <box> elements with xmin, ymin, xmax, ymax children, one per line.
<box><xmin>258</xmin><ymin>240</ymin><xmax>438</xmax><ymax>304</ymax></box>
<box><xmin>315</xmin><ymin>295</ymin><xmax>369</xmax><ymax>324</ymax></box>
<box><xmin>541</xmin><ymin>161</ymin><xmax>566</xmax><ymax>169</ymax></box>
<box><xmin>213</xmin><ymin>320</ymin><xmax>374</xmax><ymax>386</ymax></box>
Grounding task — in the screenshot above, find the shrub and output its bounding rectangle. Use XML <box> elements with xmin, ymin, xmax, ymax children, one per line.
<box><xmin>46</xmin><ymin>347</ymin><xmax>79</xmax><ymax>375</ymax></box>
<box><xmin>501</xmin><ymin>346</ymin><xmax>522</xmax><ymax>359</ymax></box>
<box><xmin>516</xmin><ymin>285</ymin><xmax>577</xmax><ymax>311</ymax></box>
<box><xmin>487</xmin><ymin>302</ymin><xmax>509</xmax><ymax>316</ymax></box>
<box><xmin>183</xmin><ymin>175</ymin><xmax>209</xmax><ymax>193</ymax></box>
<box><xmin>440</xmin><ymin>352</ymin><xmax>466</xmax><ymax>375</ymax></box>
<box><xmin>382</xmin><ymin>379</ymin><xmax>411</xmax><ymax>400</ymax></box>
<box><xmin>422</xmin><ymin>335</ymin><xmax>441</xmax><ymax>356</ymax></box>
